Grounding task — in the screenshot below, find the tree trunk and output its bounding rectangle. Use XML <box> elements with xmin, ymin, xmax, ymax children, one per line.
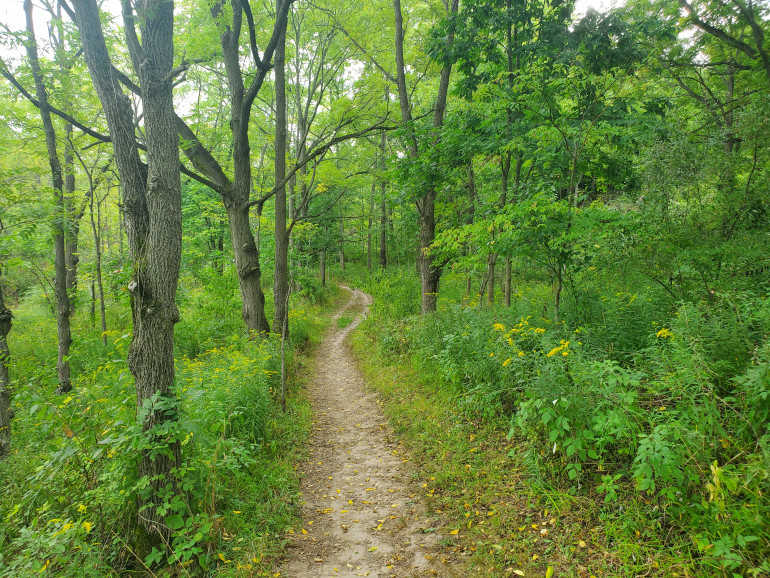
<box><xmin>273</xmin><ymin>4</ymin><xmax>289</xmax><ymax>336</ymax></box>
<box><xmin>504</xmin><ymin>256</ymin><xmax>512</xmax><ymax>307</ymax></box>
<box><xmin>367</xmin><ymin>180</ymin><xmax>375</xmax><ymax>271</ymax></box>
<box><xmin>72</xmin><ymin>0</ymin><xmax>182</xmax><ymax>548</ymax></box>
<box><xmin>339</xmin><ymin>216</ymin><xmax>345</xmax><ymax>271</ymax></box>
<box><xmin>320</xmin><ymin>250</ymin><xmax>326</xmax><ymax>287</ymax></box>
<box><xmin>64</xmin><ymin>122</ymin><xmax>80</xmax><ymax>306</ymax></box>
<box><xmin>486</xmin><ymin>249</ymin><xmax>495</xmax><ymax>305</ymax></box>
<box><xmin>90</xmin><ymin>194</ymin><xmax>107</xmax><ymax>345</ymax></box>
<box><xmin>379</xmin><ymin>130</ymin><xmax>387</xmax><ymax>269</ymax></box>
<box><xmin>379</xmin><ymin>181</ymin><xmax>387</xmax><ymax>269</ymax></box>
<box><xmin>417</xmin><ymin>191</ymin><xmax>441</xmax><ymax>313</ymax></box>
<box><xmin>465</xmin><ymin>159</ymin><xmax>476</xmax><ymax>304</ymax></box>
<box><xmin>0</xmin><ymin>269</ymin><xmax>12</xmax><ymax>458</ymax></box>
<box><xmin>24</xmin><ymin>0</ymin><xmax>72</xmax><ymax>394</ymax></box>
<box><xmin>173</xmin><ymin>0</ymin><xmax>290</xmax><ymax>336</ymax></box>
<box><xmin>393</xmin><ymin>0</ymin><xmax>458</xmax><ymax>314</ymax></box>
<box><xmin>90</xmin><ymin>276</ymin><xmax>96</xmax><ymax>327</ymax></box>
<box><xmin>228</xmin><ymin>204</ymin><xmax>269</xmax><ymax>334</ymax></box>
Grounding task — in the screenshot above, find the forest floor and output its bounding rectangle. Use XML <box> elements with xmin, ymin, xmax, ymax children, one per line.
<box><xmin>276</xmin><ymin>287</ymin><xmax>462</xmax><ymax>577</ymax></box>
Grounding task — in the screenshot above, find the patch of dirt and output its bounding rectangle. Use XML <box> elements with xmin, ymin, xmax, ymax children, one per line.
<box><xmin>276</xmin><ymin>287</ymin><xmax>462</xmax><ymax>578</ymax></box>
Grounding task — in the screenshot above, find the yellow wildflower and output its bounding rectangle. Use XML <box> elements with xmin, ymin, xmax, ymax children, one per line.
<box><xmin>534</xmin><ymin>328</ymin><xmax>545</xmax><ymax>334</ymax></box>
<box><xmin>493</xmin><ymin>323</ymin><xmax>505</xmax><ymax>331</ymax></box>
<box><xmin>502</xmin><ymin>358</ymin><xmax>512</xmax><ymax>367</ymax></box>
<box><xmin>656</xmin><ymin>328</ymin><xmax>673</xmax><ymax>338</ymax></box>
<box><xmin>82</xmin><ymin>521</ymin><xmax>93</xmax><ymax>532</ymax></box>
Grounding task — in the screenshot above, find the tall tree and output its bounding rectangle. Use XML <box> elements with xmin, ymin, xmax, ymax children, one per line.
<box><xmin>393</xmin><ymin>0</ymin><xmax>459</xmax><ymax>314</ymax></box>
<box><xmin>273</xmin><ymin>0</ymin><xmax>290</xmax><ymax>335</ymax></box>
<box><xmin>69</xmin><ymin>0</ymin><xmax>182</xmax><ymax>546</ymax></box>
<box><xmin>172</xmin><ymin>0</ymin><xmax>295</xmax><ymax>335</ymax></box>
<box><xmin>23</xmin><ymin>0</ymin><xmax>72</xmax><ymax>393</ymax></box>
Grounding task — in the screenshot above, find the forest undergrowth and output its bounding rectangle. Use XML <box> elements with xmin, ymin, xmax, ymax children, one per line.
<box><xmin>0</xmin><ymin>270</ymin><xmax>339</xmax><ymax>576</ymax></box>
<box><xmin>346</xmin><ymin>264</ymin><xmax>770</xmax><ymax>578</ymax></box>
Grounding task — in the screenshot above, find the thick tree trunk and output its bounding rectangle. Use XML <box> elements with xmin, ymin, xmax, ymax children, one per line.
<box><xmin>72</xmin><ymin>0</ymin><xmax>182</xmax><ymax>548</ymax></box>
<box><xmin>0</xmin><ymin>269</ymin><xmax>11</xmax><ymax>457</ymax></box>
<box><xmin>228</xmin><ymin>204</ymin><xmax>269</xmax><ymax>334</ymax></box>
<box><xmin>273</xmin><ymin>7</ymin><xmax>289</xmax><ymax>336</ymax></box>
<box><xmin>24</xmin><ymin>0</ymin><xmax>72</xmax><ymax>393</ymax></box>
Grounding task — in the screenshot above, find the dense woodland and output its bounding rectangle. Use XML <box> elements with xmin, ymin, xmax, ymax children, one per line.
<box><xmin>0</xmin><ymin>0</ymin><xmax>768</xmax><ymax>575</ymax></box>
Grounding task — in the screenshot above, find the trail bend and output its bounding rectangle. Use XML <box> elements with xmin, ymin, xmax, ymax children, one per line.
<box><xmin>277</xmin><ymin>286</ymin><xmax>460</xmax><ymax>578</ymax></box>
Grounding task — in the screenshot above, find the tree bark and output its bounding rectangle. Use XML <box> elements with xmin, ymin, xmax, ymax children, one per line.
<box><xmin>63</xmin><ymin>122</ymin><xmax>79</xmax><ymax>304</ymax></box>
<box><xmin>273</xmin><ymin>3</ymin><xmax>289</xmax><ymax>336</ymax></box>
<box><xmin>90</xmin><ymin>192</ymin><xmax>107</xmax><ymax>345</ymax></box>
<box><xmin>24</xmin><ymin>0</ymin><xmax>72</xmax><ymax>393</ymax></box>
<box><xmin>393</xmin><ymin>0</ymin><xmax>458</xmax><ymax>314</ymax></box>
<box><xmin>173</xmin><ymin>0</ymin><xmax>291</xmax><ymax>334</ymax></box>
<box><xmin>72</xmin><ymin>0</ymin><xmax>182</xmax><ymax>548</ymax></box>
<box><xmin>320</xmin><ymin>250</ymin><xmax>326</xmax><ymax>287</ymax></box>
<box><xmin>379</xmin><ymin>129</ymin><xmax>387</xmax><ymax>269</ymax></box>
<box><xmin>0</xmin><ymin>268</ymin><xmax>12</xmax><ymax>458</ymax></box>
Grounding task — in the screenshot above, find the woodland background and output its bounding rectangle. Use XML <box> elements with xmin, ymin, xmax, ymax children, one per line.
<box><xmin>0</xmin><ymin>0</ymin><xmax>768</xmax><ymax>575</ymax></box>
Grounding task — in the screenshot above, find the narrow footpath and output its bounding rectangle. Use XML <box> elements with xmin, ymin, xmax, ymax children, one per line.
<box><xmin>277</xmin><ymin>287</ymin><xmax>460</xmax><ymax>578</ymax></box>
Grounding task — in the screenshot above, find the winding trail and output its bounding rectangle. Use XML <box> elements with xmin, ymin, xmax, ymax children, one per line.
<box><xmin>277</xmin><ymin>287</ymin><xmax>459</xmax><ymax>578</ymax></box>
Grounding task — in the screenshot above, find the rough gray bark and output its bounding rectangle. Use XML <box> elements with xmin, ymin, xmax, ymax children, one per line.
<box><xmin>393</xmin><ymin>0</ymin><xmax>458</xmax><ymax>314</ymax></box>
<box><xmin>24</xmin><ymin>0</ymin><xmax>72</xmax><ymax>393</ymax></box>
<box><xmin>273</xmin><ymin>2</ymin><xmax>290</xmax><ymax>336</ymax></box>
<box><xmin>0</xmin><ymin>268</ymin><xmax>11</xmax><ymax>457</ymax></box>
<box><xmin>71</xmin><ymin>0</ymin><xmax>182</xmax><ymax>547</ymax></box>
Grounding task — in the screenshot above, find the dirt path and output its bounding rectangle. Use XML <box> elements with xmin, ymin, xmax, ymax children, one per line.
<box><xmin>277</xmin><ymin>287</ymin><xmax>459</xmax><ymax>578</ymax></box>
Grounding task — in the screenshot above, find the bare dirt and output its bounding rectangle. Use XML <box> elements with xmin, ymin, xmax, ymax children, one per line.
<box><xmin>276</xmin><ymin>287</ymin><xmax>461</xmax><ymax>578</ymax></box>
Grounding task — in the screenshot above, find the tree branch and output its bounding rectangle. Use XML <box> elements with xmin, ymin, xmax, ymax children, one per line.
<box><xmin>0</xmin><ymin>64</ymin><xmax>113</xmax><ymax>144</ymax></box>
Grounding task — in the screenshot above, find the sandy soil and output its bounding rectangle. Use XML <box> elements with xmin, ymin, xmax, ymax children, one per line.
<box><xmin>276</xmin><ymin>287</ymin><xmax>461</xmax><ymax>578</ymax></box>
